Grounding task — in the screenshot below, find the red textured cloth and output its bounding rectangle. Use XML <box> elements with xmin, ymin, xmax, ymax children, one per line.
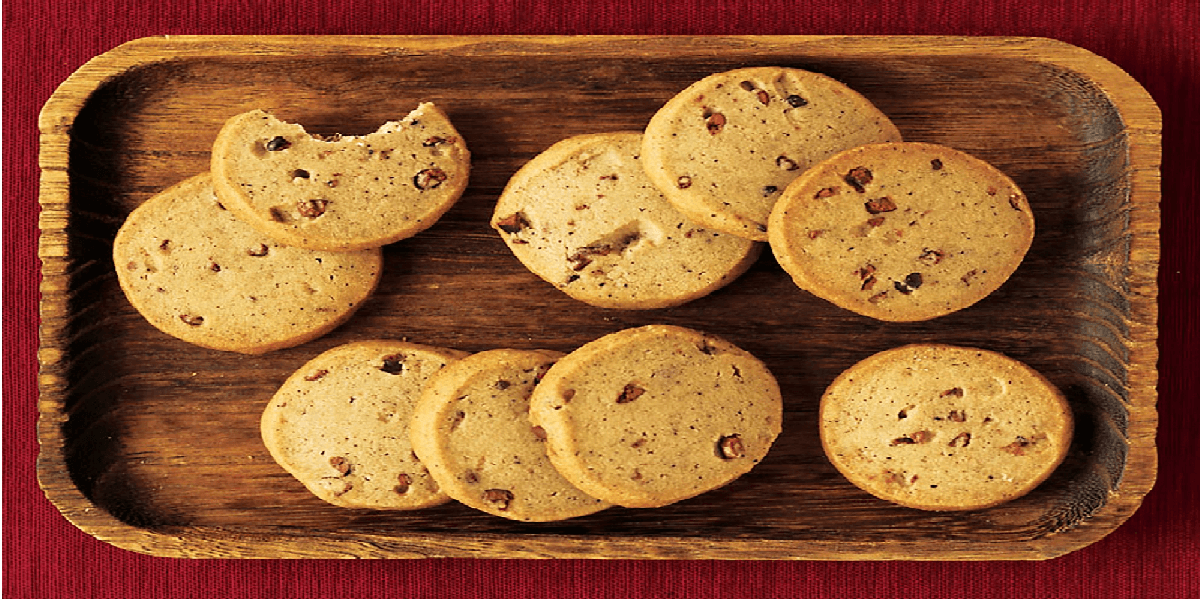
<box><xmin>4</xmin><ymin>0</ymin><xmax>1197</xmax><ymax>597</ymax></box>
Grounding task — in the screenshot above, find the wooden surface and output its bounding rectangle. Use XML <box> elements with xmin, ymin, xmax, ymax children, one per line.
<box><xmin>36</xmin><ymin>35</ymin><xmax>1160</xmax><ymax>560</ymax></box>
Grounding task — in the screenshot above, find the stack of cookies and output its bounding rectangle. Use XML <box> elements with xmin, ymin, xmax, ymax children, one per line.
<box><xmin>114</xmin><ymin>103</ymin><xmax>471</xmax><ymax>353</ymax></box>
<box><xmin>260</xmin><ymin>325</ymin><xmax>783</xmax><ymax>520</ymax></box>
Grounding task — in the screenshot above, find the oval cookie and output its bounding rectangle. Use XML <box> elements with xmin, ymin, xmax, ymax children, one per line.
<box><xmin>641</xmin><ymin>66</ymin><xmax>902</xmax><ymax>241</ymax></box>
<box><xmin>260</xmin><ymin>340</ymin><xmax>469</xmax><ymax>510</ymax></box>
<box><xmin>820</xmin><ymin>344</ymin><xmax>1072</xmax><ymax>511</ymax></box>
<box><xmin>410</xmin><ymin>349</ymin><xmax>611</xmax><ymax>521</ymax></box>
<box><xmin>492</xmin><ymin>132</ymin><xmax>761</xmax><ymax>309</ymax></box>
<box><xmin>528</xmin><ymin>325</ymin><xmax>783</xmax><ymax>508</ymax></box>
<box><xmin>211</xmin><ymin>103</ymin><xmax>470</xmax><ymax>250</ymax></box>
<box><xmin>768</xmin><ymin>142</ymin><xmax>1035</xmax><ymax>322</ymax></box>
<box><xmin>113</xmin><ymin>173</ymin><xmax>382</xmax><ymax>354</ymax></box>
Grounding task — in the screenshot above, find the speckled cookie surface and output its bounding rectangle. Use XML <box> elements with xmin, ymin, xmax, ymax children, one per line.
<box><xmin>113</xmin><ymin>174</ymin><xmax>382</xmax><ymax>354</ymax></box>
<box><xmin>641</xmin><ymin>66</ymin><xmax>902</xmax><ymax>241</ymax></box>
<box><xmin>211</xmin><ymin>103</ymin><xmax>469</xmax><ymax>251</ymax></box>
<box><xmin>261</xmin><ymin>340</ymin><xmax>469</xmax><ymax>510</ymax></box>
<box><xmin>820</xmin><ymin>344</ymin><xmax>1072</xmax><ymax>511</ymax></box>
<box><xmin>410</xmin><ymin>349</ymin><xmax>611</xmax><ymax>521</ymax></box>
<box><xmin>491</xmin><ymin>132</ymin><xmax>761</xmax><ymax>309</ymax></box>
<box><xmin>768</xmin><ymin>142</ymin><xmax>1035</xmax><ymax>322</ymax></box>
<box><xmin>528</xmin><ymin>325</ymin><xmax>783</xmax><ymax>508</ymax></box>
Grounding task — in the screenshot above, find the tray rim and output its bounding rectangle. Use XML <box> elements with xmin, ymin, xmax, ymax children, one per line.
<box><xmin>36</xmin><ymin>34</ymin><xmax>1161</xmax><ymax>560</ymax></box>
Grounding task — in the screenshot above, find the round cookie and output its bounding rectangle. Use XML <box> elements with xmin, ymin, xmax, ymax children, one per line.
<box><xmin>261</xmin><ymin>340</ymin><xmax>469</xmax><ymax>510</ymax></box>
<box><xmin>113</xmin><ymin>173</ymin><xmax>382</xmax><ymax>354</ymax></box>
<box><xmin>820</xmin><ymin>344</ymin><xmax>1073</xmax><ymax>511</ymax></box>
<box><xmin>528</xmin><ymin>325</ymin><xmax>783</xmax><ymax>508</ymax></box>
<box><xmin>491</xmin><ymin>132</ymin><xmax>761</xmax><ymax>309</ymax></box>
<box><xmin>211</xmin><ymin>103</ymin><xmax>470</xmax><ymax>251</ymax></box>
<box><xmin>410</xmin><ymin>349</ymin><xmax>611</xmax><ymax>521</ymax></box>
<box><xmin>768</xmin><ymin>142</ymin><xmax>1035</xmax><ymax>322</ymax></box>
<box><xmin>641</xmin><ymin>66</ymin><xmax>902</xmax><ymax>241</ymax></box>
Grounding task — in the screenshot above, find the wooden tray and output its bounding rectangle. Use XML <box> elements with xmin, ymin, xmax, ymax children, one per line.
<box><xmin>37</xmin><ymin>35</ymin><xmax>1160</xmax><ymax>560</ymax></box>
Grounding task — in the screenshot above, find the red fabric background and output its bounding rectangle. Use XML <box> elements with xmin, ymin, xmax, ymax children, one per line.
<box><xmin>4</xmin><ymin>0</ymin><xmax>1197</xmax><ymax>597</ymax></box>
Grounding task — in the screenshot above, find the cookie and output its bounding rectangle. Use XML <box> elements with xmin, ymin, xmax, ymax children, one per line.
<box><xmin>641</xmin><ymin>66</ymin><xmax>902</xmax><ymax>241</ymax></box>
<box><xmin>491</xmin><ymin>132</ymin><xmax>761</xmax><ymax>309</ymax></box>
<box><xmin>113</xmin><ymin>173</ymin><xmax>382</xmax><ymax>354</ymax></box>
<box><xmin>528</xmin><ymin>325</ymin><xmax>782</xmax><ymax>508</ymax></box>
<box><xmin>768</xmin><ymin>142</ymin><xmax>1034</xmax><ymax>322</ymax></box>
<box><xmin>410</xmin><ymin>349</ymin><xmax>611</xmax><ymax>521</ymax></box>
<box><xmin>210</xmin><ymin>103</ymin><xmax>470</xmax><ymax>251</ymax></box>
<box><xmin>820</xmin><ymin>344</ymin><xmax>1072</xmax><ymax>511</ymax></box>
<box><xmin>260</xmin><ymin>340</ymin><xmax>469</xmax><ymax>510</ymax></box>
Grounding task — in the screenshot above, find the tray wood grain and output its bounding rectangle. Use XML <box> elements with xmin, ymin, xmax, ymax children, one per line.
<box><xmin>37</xmin><ymin>35</ymin><xmax>1160</xmax><ymax>560</ymax></box>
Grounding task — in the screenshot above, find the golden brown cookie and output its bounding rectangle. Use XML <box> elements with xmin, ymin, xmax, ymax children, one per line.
<box><xmin>528</xmin><ymin>325</ymin><xmax>783</xmax><ymax>508</ymax></box>
<box><xmin>410</xmin><ymin>349</ymin><xmax>611</xmax><ymax>521</ymax></box>
<box><xmin>768</xmin><ymin>142</ymin><xmax>1034</xmax><ymax>321</ymax></box>
<box><xmin>113</xmin><ymin>173</ymin><xmax>382</xmax><ymax>354</ymax></box>
<box><xmin>261</xmin><ymin>340</ymin><xmax>469</xmax><ymax>510</ymax></box>
<box><xmin>820</xmin><ymin>344</ymin><xmax>1073</xmax><ymax>511</ymax></box>
<box><xmin>211</xmin><ymin>103</ymin><xmax>469</xmax><ymax>250</ymax></box>
<box><xmin>641</xmin><ymin>66</ymin><xmax>902</xmax><ymax>241</ymax></box>
<box><xmin>492</xmin><ymin>132</ymin><xmax>760</xmax><ymax>309</ymax></box>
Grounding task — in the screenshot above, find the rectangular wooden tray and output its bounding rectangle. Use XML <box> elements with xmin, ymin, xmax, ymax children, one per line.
<box><xmin>37</xmin><ymin>35</ymin><xmax>1160</xmax><ymax>560</ymax></box>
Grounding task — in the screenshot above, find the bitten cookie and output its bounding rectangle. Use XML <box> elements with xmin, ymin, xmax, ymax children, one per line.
<box><xmin>261</xmin><ymin>340</ymin><xmax>469</xmax><ymax>510</ymax></box>
<box><xmin>410</xmin><ymin>349</ymin><xmax>611</xmax><ymax>521</ymax></box>
<box><xmin>820</xmin><ymin>344</ymin><xmax>1072</xmax><ymax>511</ymax></box>
<box><xmin>768</xmin><ymin>142</ymin><xmax>1035</xmax><ymax>322</ymax></box>
<box><xmin>211</xmin><ymin>103</ymin><xmax>469</xmax><ymax>251</ymax></box>
<box><xmin>113</xmin><ymin>173</ymin><xmax>382</xmax><ymax>354</ymax></box>
<box><xmin>491</xmin><ymin>132</ymin><xmax>761</xmax><ymax>309</ymax></box>
<box><xmin>641</xmin><ymin>66</ymin><xmax>902</xmax><ymax>241</ymax></box>
<box><xmin>528</xmin><ymin>325</ymin><xmax>783</xmax><ymax>508</ymax></box>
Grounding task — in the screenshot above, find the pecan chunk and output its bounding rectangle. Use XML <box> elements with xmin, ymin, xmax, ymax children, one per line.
<box><xmin>893</xmin><ymin>272</ymin><xmax>923</xmax><ymax>294</ymax></box>
<box><xmin>704</xmin><ymin>110</ymin><xmax>726</xmax><ymax>134</ymax></box>
<box><xmin>918</xmin><ymin>248</ymin><xmax>945</xmax><ymax>265</ymax></box>
<box><xmin>329</xmin><ymin>456</ymin><xmax>352</xmax><ymax>476</ymax></box>
<box><xmin>414</xmin><ymin>168</ymin><xmax>448</xmax><ymax>190</ymax></box>
<box><xmin>865</xmin><ymin>196</ymin><xmax>897</xmax><ymax>214</ymax></box>
<box><xmin>948</xmin><ymin>432</ymin><xmax>971</xmax><ymax>447</ymax></box>
<box><xmin>891</xmin><ymin>430</ymin><xmax>933</xmax><ymax>445</ymax></box>
<box><xmin>394</xmin><ymin>473</ymin><xmax>412</xmax><ymax>494</ymax></box>
<box><xmin>844</xmin><ymin>167</ymin><xmax>873</xmax><ymax>193</ymax></box>
<box><xmin>298</xmin><ymin>199</ymin><xmax>328</xmax><ymax>219</ymax></box>
<box><xmin>616</xmin><ymin>383</ymin><xmax>646</xmax><ymax>404</ymax></box>
<box><xmin>1001</xmin><ymin>435</ymin><xmax>1037</xmax><ymax>455</ymax></box>
<box><xmin>776</xmin><ymin>155</ymin><xmax>800</xmax><ymax>171</ymax></box>
<box><xmin>484</xmin><ymin>489</ymin><xmax>514</xmax><ymax>510</ymax></box>
<box><xmin>265</xmin><ymin>136</ymin><xmax>290</xmax><ymax>151</ymax></box>
<box><xmin>379</xmin><ymin>354</ymin><xmax>405</xmax><ymax>374</ymax></box>
<box><xmin>496</xmin><ymin>212</ymin><xmax>530</xmax><ymax>234</ymax></box>
<box><xmin>717</xmin><ymin>435</ymin><xmax>745</xmax><ymax>459</ymax></box>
